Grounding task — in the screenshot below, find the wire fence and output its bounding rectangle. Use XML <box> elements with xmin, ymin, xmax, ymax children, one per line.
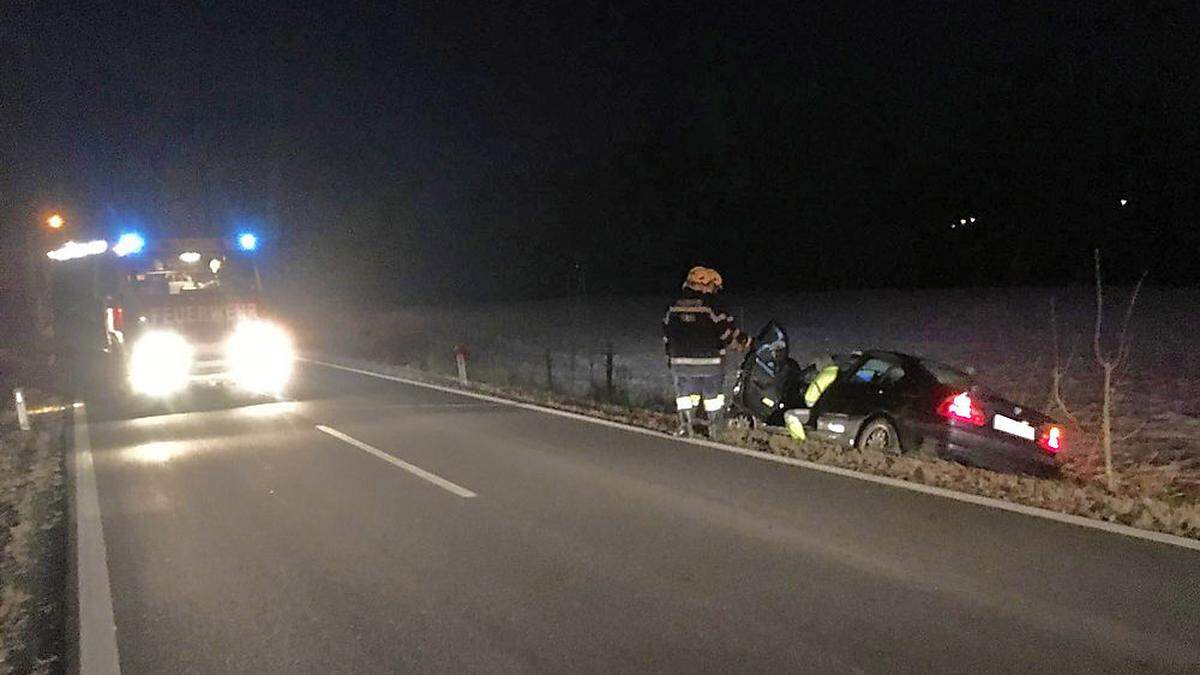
<box><xmin>420</xmin><ymin>337</ymin><xmax>677</xmax><ymax>408</ymax></box>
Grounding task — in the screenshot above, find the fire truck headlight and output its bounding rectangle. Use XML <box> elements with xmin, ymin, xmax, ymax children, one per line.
<box><xmin>227</xmin><ymin>321</ymin><xmax>294</xmax><ymax>395</ymax></box>
<box><xmin>129</xmin><ymin>331</ymin><xmax>193</xmax><ymax>396</ymax></box>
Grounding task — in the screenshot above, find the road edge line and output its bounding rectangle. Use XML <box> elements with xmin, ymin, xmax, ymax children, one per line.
<box><xmin>304</xmin><ymin>357</ymin><xmax>1200</xmax><ymax>552</ymax></box>
<box><xmin>315</xmin><ymin>424</ymin><xmax>478</xmax><ymax>498</ymax></box>
<box><xmin>73</xmin><ymin>403</ymin><xmax>122</xmax><ymax>674</ymax></box>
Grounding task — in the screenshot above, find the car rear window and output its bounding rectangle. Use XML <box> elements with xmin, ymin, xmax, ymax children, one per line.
<box><xmin>852</xmin><ymin>357</ymin><xmax>896</xmax><ymax>384</ymax></box>
<box><xmin>921</xmin><ymin>359</ymin><xmax>974</xmax><ymax>388</ymax></box>
<box><xmin>881</xmin><ymin>366</ymin><xmax>906</xmax><ymax>386</ymax></box>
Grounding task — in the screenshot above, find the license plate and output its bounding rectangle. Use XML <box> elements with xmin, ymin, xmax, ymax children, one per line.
<box><xmin>993</xmin><ymin>414</ymin><xmax>1035</xmax><ymax>440</ymax></box>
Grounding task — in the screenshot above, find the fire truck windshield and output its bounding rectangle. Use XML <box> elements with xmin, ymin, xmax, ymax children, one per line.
<box><xmin>126</xmin><ymin>255</ymin><xmax>257</xmax><ymax>297</ymax></box>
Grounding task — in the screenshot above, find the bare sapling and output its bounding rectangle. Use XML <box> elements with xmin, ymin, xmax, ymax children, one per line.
<box><xmin>1046</xmin><ymin>297</ymin><xmax>1082</xmax><ymax>429</ymax></box>
<box><xmin>1092</xmin><ymin>249</ymin><xmax>1148</xmax><ymax>491</ymax></box>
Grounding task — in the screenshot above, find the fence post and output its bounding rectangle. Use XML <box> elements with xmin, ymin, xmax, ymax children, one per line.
<box><xmin>14</xmin><ymin>388</ymin><xmax>30</xmax><ymax>431</ymax></box>
<box><xmin>569</xmin><ymin>349</ymin><xmax>577</xmax><ymax>396</ymax></box>
<box><xmin>454</xmin><ymin>345</ymin><xmax>469</xmax><ymax>385</ymax></box>
<box><xmin>605</xmin><ymin>343</ymin><xmax>614</xmax><ymax>401</ymax></box>
<box><xmin>544</xmin><ymin>350</ymin><xmax>554</xmax><ymax>392</ymax></box>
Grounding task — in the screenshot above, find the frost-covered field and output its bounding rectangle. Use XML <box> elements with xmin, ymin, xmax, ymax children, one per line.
<box><xmin>289</xmin><ymin>287</ymin><xmax>1200</xmax><ymax>464</ymax></box>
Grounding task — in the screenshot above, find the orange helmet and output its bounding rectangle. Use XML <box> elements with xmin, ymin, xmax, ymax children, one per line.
<box><xmin>683</xmin><ymin>266</ymin><xmax>723</xmax><ymax>293</ymax></box>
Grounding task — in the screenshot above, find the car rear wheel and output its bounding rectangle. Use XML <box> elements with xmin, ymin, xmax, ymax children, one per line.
<box><xmin>858</xmin><ymin>418</ymin><xmax>901</xmax><ymax>455</ymax></box>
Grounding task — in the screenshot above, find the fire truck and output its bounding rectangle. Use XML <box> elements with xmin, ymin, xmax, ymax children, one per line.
<box><xmin>102</xmin><ymin>235</ymin><xmax>295</xmax><ymax>397</ymax></box>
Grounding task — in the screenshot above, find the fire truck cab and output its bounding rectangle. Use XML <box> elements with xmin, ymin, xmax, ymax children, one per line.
<box><xmin>104</xmin><ymin>237</ymin><xmax>294</xmax><ymax>397</ymax></box>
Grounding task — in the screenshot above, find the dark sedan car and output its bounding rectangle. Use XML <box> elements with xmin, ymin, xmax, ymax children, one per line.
<box><xmin>731</xmin><ymin>322</ymin><xmax>1065</xmax><ymax>475</ymax></box>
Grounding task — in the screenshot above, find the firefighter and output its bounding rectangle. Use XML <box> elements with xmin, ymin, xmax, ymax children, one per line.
<box><xmin>662</xmin><ymin>266</ymin><xmax>751</xmax><ymax>437</ymax></box>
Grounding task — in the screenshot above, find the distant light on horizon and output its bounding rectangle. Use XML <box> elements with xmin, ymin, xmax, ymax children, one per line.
<box><xmin>238</xmin><ymin>232</ymin><xmax>258</xmax><ymax>251</ymax></box>
<box><xmin>1120</xmin><ymin>198</ymin><xmax>1128</xmax><ymax>206</ymax></box>
<box><xmin>47</xmin><ymin>214</ymin><xmax>64</xmax><ymax>229</ymax></box>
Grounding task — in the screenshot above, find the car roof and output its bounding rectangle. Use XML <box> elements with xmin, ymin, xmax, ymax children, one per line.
<box><xmin>858</xmin><ymin>349</ymin><xmax>914</xmax><ymax>363</ymax></box>
<box><xmin>856</xmin><ymin>350</ymin><xmax>964</xmax><ymax>377</ymax></box>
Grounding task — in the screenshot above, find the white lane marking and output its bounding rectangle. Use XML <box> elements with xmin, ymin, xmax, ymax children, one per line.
<box><xmin>305</xmin><ymin>358</ymin><xmax>1200</xmax><ymax>552</ymax></box>
<box><xmin>74</xmin><ymin>404</ymin><xmax>123</xmax><ymax>674</ymax></box>
<box><xmin>381</xmin><ymin>403</ymin><xmax>497</xmax><ymax>409</ymax></box>
<box><xmin>315</xmin><ymin>425</ymin><xmax>477</xmax><ymax>498</ymax></box>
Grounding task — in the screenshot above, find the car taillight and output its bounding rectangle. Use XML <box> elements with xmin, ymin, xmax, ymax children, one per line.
<box><xmin>1038</xmin><ymin>424</ymin><xmax>1065</xmax><ymax>453</ymax></box>
<box><xmin>937</xmin><ymin>391</ymin><xmax>987</xmax><ymax>426</ymax></box>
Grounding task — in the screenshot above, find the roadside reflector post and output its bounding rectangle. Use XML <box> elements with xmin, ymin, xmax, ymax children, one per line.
<box><xmin>14</xmin><ymin>388</ymin><xmax>31</xmax><ymax>431</ymax></box>
<box><xmin>454</xmin><ymin>345</ymin><xmax>469</xmax><ymax>386</ymax></box>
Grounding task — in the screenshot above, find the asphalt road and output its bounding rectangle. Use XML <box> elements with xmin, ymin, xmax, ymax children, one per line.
<box><xmin>78</xmin><ymin>361</ymin><xmax>1200</xmax><ymax>673</ymax></box>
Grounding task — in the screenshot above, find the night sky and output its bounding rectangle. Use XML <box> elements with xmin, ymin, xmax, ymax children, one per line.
<box><xmin>3</xmin><ymin>1</ymin><xmax>1198</xmax><ymax>305</ymax></box>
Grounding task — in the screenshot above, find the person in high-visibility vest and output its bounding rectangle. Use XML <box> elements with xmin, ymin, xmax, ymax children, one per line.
<box><xmin>804</xmin><ymin>359</ymin><xmax>839</xmax><ymax>407</ymax></box>
<box><xmin>662</xmin><ymin>266</ymin><xmax>750</xmax><ymax>437</ymax></box>
<box><xmin>786</xmin><ymin>357</ymin><xmax>839</xmax><ymax>441</ymax></box>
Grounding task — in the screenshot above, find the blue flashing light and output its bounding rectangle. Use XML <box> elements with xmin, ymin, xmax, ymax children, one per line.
<box><xmin>237</xmin><ymin>232</ymin><xmax>258</xmax><ymax>251</ymax></box>
<box><xmin>112</xmin><ymin>232</ymin><xmax>146</xmax><ymax>257</ymax></box>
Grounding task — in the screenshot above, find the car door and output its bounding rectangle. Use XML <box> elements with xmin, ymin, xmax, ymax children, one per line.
<box><xmin>813</xmin><ymin>354</ymin><xmax>902</xmax><ymax>434</ymax></box>
<box><xmin>735</xmin><ymin>320</ymin><xmax>791</xmax><ymax>419</ymax></box>
<box><xmin>873</xmin><ymin>361</ymin><xmax>937</xmax><ymax>449</ymax></box>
